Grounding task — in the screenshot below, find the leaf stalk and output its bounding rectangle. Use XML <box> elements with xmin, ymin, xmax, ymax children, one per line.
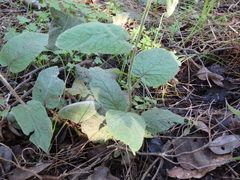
<box><xmin>127</xmin><ymin>0</ymin><xmax>152</xmax><ymax>111</ymax></box>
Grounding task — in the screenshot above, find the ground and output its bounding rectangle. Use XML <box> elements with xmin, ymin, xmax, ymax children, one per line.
<box><xmin>0</xmin><ymin>0</ymin><xmax>240</xmax><ymax>179</ymax></box>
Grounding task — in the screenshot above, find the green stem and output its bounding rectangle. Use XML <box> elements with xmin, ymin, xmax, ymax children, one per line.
<box><xmin>127</xmin><ymin>0</ymin><xmax>152</xmax><ymax>111</ymax></box>
<box><xmin>153</xmin><ymin>13</ymin><xmax>164</xmax><ymax>44</ymax></box>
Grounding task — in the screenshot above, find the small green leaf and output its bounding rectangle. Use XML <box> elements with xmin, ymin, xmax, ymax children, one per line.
<box><xmin>11</xmin><ymin>100</ymin><xmax>53</xmax><ymax>152</ymax></box>
<box><xmin>81</xmin><ymin>113</ymin><xmax>111</xmax><ymax>142</ymax></box>
<box><xmin>17</xmin><ymin>16</ymin><xmax>31</xmax><ymax>24</ymax></box>
<box><xmin>66</xmin><ymin>65</ymin><xmax>90</xmax><ymax>97</ymax></box>
<box><xmin>66</xmin><ymin>80</ymin><xmax>90</xmax><ymax>97</ymax></box>
<box><xmin>89</xmin><ymin>67</ymin><xmax>129</xmax><ymax>111</ymax></box>
<box><xmin>4</xmin><ymin>28</ymin><xmax>20</xmax><ymax>41</ymax></box>
<box><xmin>0</xmin><ymin>32</ymin><xmax>48</xmax><ymax>73</ymax></box>
<box><xmin>106</xmin><ymin>110</ymin><xmax>146</xmax><ymax>153</ymax></box>
<box><xmin>132</xmin><ymin>48</ymin><xmax>180</xmax><ymax>87</ymax></box>
<box><xmin>58</xmin><ymin>101</ymin><xmax>100</xmax><ymax>123</ymax></box>
<box><xmin>226</xmin><ymin>101</ymin><xmax>240</xmax><ymax>117</ymax></box>
<box><xmin>47</xmin><ymin>8</ymin><xmax>83</xmax><ymax>50</ymax></box>
<box><xmin>142</xmin><ymin>108</ymin><xmax>184</xmax><ymax>137</ymax></box>
<box><xmin>32</xmin><ymin>66</ymin><xmax>65</xmax><ymax>109</ymax></box>
<box><xmin>56</xmin><ymin>22</ymin><xmax>132</xmax><ymax>54</ymax></box>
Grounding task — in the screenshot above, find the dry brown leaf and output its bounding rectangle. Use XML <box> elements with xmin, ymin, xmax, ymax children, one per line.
<box><xmin>209</xmin><ymin>135</ymin><xmax>240</xmax><ymax>155</ymax></box>
<box><xmin>170</xmin><ymin>134</ymin><xmax>232</xmax><ymax>179</ymax></box>
<box><xmin>87</xmin><ymin>166</ymin><xmax>119</xmax><ymax>180</ymax></box>
<box><xmin>173</xmin><ymin>134</ymin><xmax>231</xmax><ymax>170</ymax></box>
<box><xmin>0</xmin><ymin>145</ymin><xmax>13</xmax><ymax>174</ymax></box>
<box><xmin>196</xmin><ymin>66</ymin><xmax>224</xmax><ymax>87</ymax></box>
<box><xmin>8</xmin><ymin>162</ymin><xmax>51</xmax><ymax>180</ymax></box>
<box><xmin>196</xmin><ymin>121</ymin><xmax>209</xmax><ymax>133</ymax></box>
<box><xmin>168</xmin><ymin>166</ymin><xmax>216</xmax><ymax>179</ymax></box>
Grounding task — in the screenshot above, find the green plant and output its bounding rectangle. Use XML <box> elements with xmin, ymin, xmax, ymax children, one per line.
<box><xmin>0</xmin><ymin>0</ymin><xmax>184</xmax><ymax>154</ymax></box>
<box><xmin>226</xmin><ymin>101</ymin><xmax>240</xmax><ymax>117</ymax></box>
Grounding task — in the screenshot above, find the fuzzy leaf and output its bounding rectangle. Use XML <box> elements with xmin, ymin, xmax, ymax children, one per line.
<box><xmin>81</xmin><ymin>113</ymin><xmax>111</xmax><ymax>142</ymax></box>
<box><xmin>32</xmin><ymin>66</ymin><xmax>65</xmax><ymax>109</ymax></box>
<box><xmin>106</xmin><ymin>110</ymin><xmax>146</xmax><ymax>153</ymax></box>
<box><xmin>165</xmin><ymin>0</ymin><xmax>179</xmax><ymax>17</ymax></box>
<box><xmin>89</xmin><ymin>67</ymin><xmax>128</xmax><ymax>111</ymax></box>
<box><xmin>132</xmin><ymin>48</ymin><xmax>180</xmax><ymax>87</ymax></box>
<box><xmin>56</xmin><ymin>22</ymin><xmax>132</xmax><ymax>54</ymax></box>
<box><xmin>0</xmin><ymin>32</ymin><xmax>48</xmax><ymax>73</ymax></box>
<box><xmin>11</xmin><ymin>100</ymin><xmax>52</xmax><ymax>152</ymax></box>
<box><xmin>47</xmin><ymin>8</ymin><xmax>83</xmax><ymax>50</ymax></box>
<box><xmin>58</xmin><ymin>101</ymin><xmax>100</xmax><ymax>123</ymax></box>
<box><xmin>142</xmin><ymin>109</ymin><xmax>184</xmax><ymax>137</ymax></box>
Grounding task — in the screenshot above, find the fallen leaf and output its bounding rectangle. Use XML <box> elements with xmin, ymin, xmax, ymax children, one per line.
<box><xmin>87</xmin><ymin>166</ymin><xmax>119</xmax><ymax>180</ymax></box>
<box><xmin>8</xmin><ymin>162</ymin><xmax>51</xmax><ymax>180</ymax></box>
<box><xmin>172</xmin><ymin>134</ymin><xmax>231</xmax><ymax>174</ymax></box>
<box><xmin>0</xmin><ymin>145</ymin><xmax>13</xmax><ymax>174</ymax></box>
<box><xmin>209</xmin><ymin>135</ymin><xmax>240</xmax><ymax>155</ymax></box>
<box><xmin>196</xmin><ymin>66</ymin><xmax>224</xmax><ymax>87</ymax></box>
<box><xmin>168</xmin><ymin>166</ymin><xmax>215</xmax><ymax>179</ymax></box>
<box><xmin>196</xmin><ymin>121</ymin><xmax>209</xmax><ymax>133</ymax></box>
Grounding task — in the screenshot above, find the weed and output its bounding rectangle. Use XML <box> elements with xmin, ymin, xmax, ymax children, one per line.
<box><xmin>0</xmin><ymin>0</ymin><xmax>184</xmax><ymax>154</ymax></box>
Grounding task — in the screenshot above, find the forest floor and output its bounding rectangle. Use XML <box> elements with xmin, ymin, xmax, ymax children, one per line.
<box><xmin>0</xmin><ymin>0</ymin><xmax>240</xmax><ymax>179</ymax></box>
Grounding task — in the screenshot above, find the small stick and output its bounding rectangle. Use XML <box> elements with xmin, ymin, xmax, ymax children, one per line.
<box><xmin>0</xmin><ymin>73</ymin><xmax>26</xmax><ymax>106</ymax></box>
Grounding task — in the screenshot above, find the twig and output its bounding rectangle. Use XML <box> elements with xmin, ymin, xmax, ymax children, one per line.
<box><xmin>140</xmin><ymin>157</ymin><xmax>160</xmax><ymax>180</ymax></box>
<box><xmin>0</xmin><ymin>73</ymin><xmax>26</xmax><ymax>106</ymax></box>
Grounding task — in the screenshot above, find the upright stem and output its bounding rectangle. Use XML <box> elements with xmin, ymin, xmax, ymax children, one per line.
<box><xmin>127</xmin><ymin>0</ymin><xmax>152</xmax><ymax>111</ymax></box>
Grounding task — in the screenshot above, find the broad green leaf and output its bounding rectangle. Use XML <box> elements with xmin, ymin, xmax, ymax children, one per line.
<box><xmin>89</xmin><ymin>67</ymin><xmax>129</xmax><ymax>111</ymax></box>
<box><xmin>106</xmin><ymin>110</ymin><xmax>146</xmax><ymax>153</ymax></box>
<box><xmin>226</xmin><ymin>101</ymin><xmax>240</xmax><ymax>117</ymax></box>
<box><xmin>165</xmin><ymin>0</ymin><xmax>179</xmax><ymax>17</ymax></box>
<box><xmin>32</xmin><ymin>66</ymin><xmax>65</xmax><ymax>109</ymax></box>
<box><xmin>11</xmin><ymin>100</ymin><xmax>53</xmax><ymax>152</ymax></box>
<box><xmin>132</xmin><ymin>48</ymin><xmax>180</xmax><ymax>87</ymax></box>
<box><xmin>58</xmin><ymin>101</ymin><xmax>100</xmax><ymax>123</ymax></box>
<box><xmin>0</xmin><ymin>32</ymin><xmax>48</xmax><ymax>73</ymax></box>
<box><xmin>47</xmin><ymin>8</ymin><xmax>83</xmax><ymax>50</ymax></box>
<box><xmin>56</xmin><ymin>22</ymin><xmax>132</xmax><ymax>54</ymax></box>
<box><xmin>81</xmin><ymin>113</ymin><xmax>111</xmax><ymax>142</ymax></box>
<box><xmin>142</xmin><ymin>108</ymin><xmax>184</xmax><ymax>137</ymax></box>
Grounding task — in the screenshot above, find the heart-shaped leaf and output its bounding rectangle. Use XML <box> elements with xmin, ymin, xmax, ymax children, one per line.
<box><xmin>89</xmin><ymin>67</ymin><xmax>129</xmax><ymax>111</ymax></box>
<box><xmin>32</xmin><ymin>66</ymin><xmax>65</xmax><ymax>109</ymax></box>
<box><xmin>58</xmin><ymin>101</ymin><xmax>100</xmax><ymax>123</ymax></box>
<box><xmin>132</xmin><ymin>48</ymin><xmax>180</xmax><ymax>87</ymax></box>
<box><xmin>0</xmin><ymin>32</ymin><xmax>48</xmax><ymax>73</ymax></box>
<box><xmin>106</xmin><ymin>110</ymin><xmax>146</xmax><ymax>153</ymax></box>
<box><xmin>47</xmin><ymin>8</ymin><xmax>83</xmax><ymax>50</ymax></box>
<box><xmin>142</xmin><ymin>108</ymin><xmax>184</xmax><ymax>137</ymax></box>
<box><xmin>56</xmin><ymin>22</ymin><xmax>132</xmax><ymax>54</ymax></box>
<box><xmin>11</xmin><ymin>100</ymin><xmax>53</xmax><ymax>152</ymax></box>
<box><xmin>81</xmin><ymin>113</ymin><xmax>111</xmax><ymax>142</ymax></box>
